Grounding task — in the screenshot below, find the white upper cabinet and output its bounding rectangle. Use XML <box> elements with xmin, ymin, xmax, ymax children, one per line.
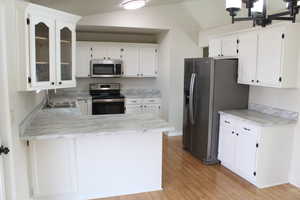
<box><xmin>107</xmin><ymin>46</ymin><xmax>122</xmax><ymax>60</ymax></box>
<box><xmin>122</xmin><ymin>46</ymin><xmax>140</xmax><ymax>77</ymax></box>
<box><xmin>221</xmin><ymin>35</ymin><xmax>238</xmax><ymax>57</ymax></box>
<box><xmin>56</xmin><ymin>22</ymin><xmax>76</xmax><ymax>88</ymax></box>
<box><xmin>76</xmin><ymin>42</ymin><xmax>159</xmax><ymax>78</ymax></box>
<box><xmin>139</xmin><ymin>47</ymin><xmax>158</xmax><ymax>77</ymax></box>
<box><xmin>237</xmin><ymin>31</ymin><xmax>258</xmax><ymax>85</ymax></box>
<box><xmin>209</xmin><ymin>38</ymin><xmax>222</xmax><ymax>57</ymax></box>
<box><xmin>210</xmin><ymin>23</ymin><xmax>300</xmax><ymax>88</ymax></box>
<box><xmin>92</xmin><ymin>44</ymin><xmax>107</xmax><ymax>60</ymax></box>
<box><xmin>256</xmin><ymin>26</ymin><xmax>284</xmax><ymax>87</ymax></box>
<box><xmin>76</xmin><ymin>42</ymin><xmax>92</xmax><ymax>78</ymax></box>
<box><xmin>16</xmin><ymin>2</ymin><xmax>81</xmax><ymax>91</ymax></box>
<box><xmin>29</xmin><ymin>15</ymin><xmax>56</xmax><ymax>89</ymax></box>
<box><xmin>209</xmin><ymin>35</ymin><xmax>238</xmax><ymax>57</ymax></box>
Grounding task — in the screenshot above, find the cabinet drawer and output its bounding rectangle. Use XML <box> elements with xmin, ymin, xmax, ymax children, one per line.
<box><xmin>220</xmin><ymin>116</ymin><xmax>235</xmax><ymax>128</ymax></box>
<box><xmin>238</xmin><ymin>122</ymin><xmax>259</xmax><ymax>135</ymax></box>
<box><xmin>143</xmin><ymin>98</ymin><xmax>161</xmax><ymax>104</ymax></box>
<box><xmin>125</xmin><ymin>104</ymin><xmax>143</xmax><ymax>114</ymax></box>
<box><xmin>125</xmin><ymin>98</ymin><xmax>143</xmax><ymax>105</ymax></box>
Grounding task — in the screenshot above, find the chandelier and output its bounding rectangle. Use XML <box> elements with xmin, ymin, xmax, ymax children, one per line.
<box><xmin>226</xmin><ymin>0</ymin><xmax>300</xmax><ymax>27</ymax></box>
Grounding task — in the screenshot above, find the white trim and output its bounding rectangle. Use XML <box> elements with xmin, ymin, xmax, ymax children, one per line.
<box><xmin>165</xmin><ymin>131</ymin><xmax>182</xmax><ymax>137</ymax></box>
<box><xmin>0</xmin><ymin>1</ymin><xmax>17</xmax><ymax>200</ymax></box>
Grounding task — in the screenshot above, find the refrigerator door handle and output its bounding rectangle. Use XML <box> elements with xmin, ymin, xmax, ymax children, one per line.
<box><xmin>189</xmin><ymin>73</ymin><xmax>196</xmax><ymax>125</ymax></box>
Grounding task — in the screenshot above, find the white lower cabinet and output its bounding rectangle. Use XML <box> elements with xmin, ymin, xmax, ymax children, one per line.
<box><xmin>125</xmin><ymin>98</ymin><xmax>161</xmax><ymax>115</ymax></box>
<box><xmin>218</xmin><ymin>115</ymin><xmax>294</xmax><ymax>188</ymax></box>
<box><xmin>29</xmin><ymin>139</ymin><xmax>77</xmax><ymax>198</ymax></box>
<box><xmin>77</xmin><ymin>99</ymin><xmax>92</xmax><ymax>115</ymax></box>
<box><xmin>28</xmin><ymin>132</ymin><xmax>163</xmax><ymax>199</ymax></box>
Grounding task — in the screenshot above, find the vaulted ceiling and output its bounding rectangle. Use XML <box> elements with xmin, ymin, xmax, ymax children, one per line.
<box><xmin>29</xmin><ymin>0</ymin><xmax>289</xmax><ymax>29</ymax></box>
<box><xmin>29</xmin><ymin>0</ymin><xmax>193</xmax><ymax>16</ymax></box>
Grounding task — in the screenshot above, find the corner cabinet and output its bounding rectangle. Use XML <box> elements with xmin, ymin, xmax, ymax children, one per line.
<box><xmin>218</xmin><ymin>114</ymin><xmax>294</xmax><ymax>188</ymax></box>
<box><xmin>16</xmin><ymin>2</ymin><xmax>81</xmax><ymax>91</ymax></box>
<box><xmin>209</xmin><ymin>23</ymin><xmax>300</xmax><ymax>88</ymax></box>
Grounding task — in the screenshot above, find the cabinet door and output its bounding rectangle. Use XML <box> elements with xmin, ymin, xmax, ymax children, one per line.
<box><xmin>77</xmin><ymin>100</ymin><xmax>88</xmax><ymax>115</ymax></box>
<box><xmin>209</xmin><ymin>38</ymin><xmax>222</xmax><ymax>57</ymax></box>
<box><xmin>235</xmin><ymin>127</ymin><xmax>258</xmax><ymax>182</ymax></box>
<box><xmin>76</xmin><ymin>42</ymin><xmax>92</xmax><ymax>77</ymax></box>
<box><xmin>139</xmin><ymin>47</ymin><xmax>158</xmax><ymax>77</ymax></box>
<box><xmin>125</xmin><ymin>104</ymin><xmax>143</xmax><ymax>114</ymax></box>
<box><xmin>123</xmin><ymin>46</ymin><xmax>140</xmax><ymax>77</ymax></box>
<box><xmin>221</xmin><ymin>35</ymin><xmax>238</xmax><ymax>57</ymax></box>
<box><xmin>218</xmin><ymin>122</ymin><xmax>236</xmax><ymax>169</ymax></box>
<box><xmin>238</xmin><ymin>31</ymin><xmax>258</xmax><ymax>85</ymax></box>
<box><xmin>29</xmin><ymin>139</ymin><xmax>77</xmax><ymax>197</ymax></box>
<box><xmin>107</xmin><ymin>46</ymin><xmax>122</xmax><ymax>60</ymax></box>
<box><xmin>143</xmin><ymin>104</ymin><xmax>161</xmax><ymax>114</ymax></box>
<box><xmin>256</xmin><ymin>26</ymin><xmax>284</xmax><ymax>87</ymax></box>
<box><xmin>29</xmin><ymin>15</ymin><xmax>56</xmax><ymax>89</ymax></box>
<box><xmin>92</xmin><ymin>43</ymin><xmax>107</xmax><ymax>59</ymax></box>
<box><xmin>56</xmin><ymin>22</ymin><xmax>76</xmax><ymax>88</ymax></box>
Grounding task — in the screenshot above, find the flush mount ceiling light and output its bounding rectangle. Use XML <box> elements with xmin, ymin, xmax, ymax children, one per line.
<box><xmin>226</xmin><ymin>0</ymin><xmax>300</xmax><ymax>27</ymax></box>
<box><xmin>121</xmin><ymin>0</ymin><xmax>147</xmax><ymax>10</ymax></box>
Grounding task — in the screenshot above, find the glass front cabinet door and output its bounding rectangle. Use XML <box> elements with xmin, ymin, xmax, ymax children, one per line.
<box><xmin>56</xmin><ymin>22</ymin><xmax>76</xmax><ymax>88</ymax></box>
<box><xmin>29</xmin><ymin>15</ymin><xmax>56</xmax><ymax>89</ymax></box>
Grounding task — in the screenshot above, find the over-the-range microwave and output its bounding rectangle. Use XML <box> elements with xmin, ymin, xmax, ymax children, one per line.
<box><xmin>90</xmin><ymin>59</ymin><xmax>123</xmax><ymax>78</ymax></box>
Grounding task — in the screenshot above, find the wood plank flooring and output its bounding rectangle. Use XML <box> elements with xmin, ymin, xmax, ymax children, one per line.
<box><xmin>95</xmin><ymin>136</ymin><xmax>300</xmax><ymax>200</ymax></box>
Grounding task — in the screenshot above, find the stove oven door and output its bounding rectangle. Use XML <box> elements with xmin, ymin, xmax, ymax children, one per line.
<box><xmin>92</xmin><ymin>99</ymin><xmax>125</xmax><ymax>115</ymax></box>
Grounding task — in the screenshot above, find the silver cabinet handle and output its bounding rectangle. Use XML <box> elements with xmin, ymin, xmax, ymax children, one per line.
<box><xmin>189</xmin><ymin>73</ymin><xmax>196</xmax><ymax>124</ymax></box>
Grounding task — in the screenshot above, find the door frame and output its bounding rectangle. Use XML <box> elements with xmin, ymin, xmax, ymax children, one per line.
<box><xmin>0</xmin><ymin>1</ymin><xmax>15</xmax><ymax>200</ymax></box>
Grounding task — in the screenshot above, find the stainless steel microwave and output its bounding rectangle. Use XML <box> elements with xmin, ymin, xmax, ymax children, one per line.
<box><xmin>90</xmin><ymin>59</ymin><xmax>123</xmax><ymax>78</ymax></box>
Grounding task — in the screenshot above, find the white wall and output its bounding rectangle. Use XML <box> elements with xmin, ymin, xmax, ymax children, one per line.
<box><xmin>74</xmin><ymin>78</ymin><xmax>158</xmax><ymax>91</ymax></box>
<box><xmin>198</xmin><ymin>22</ymin><xmax>300</xmax><ymax>187</ymax></box>
<box><xmin>79</xmin><ymin>3</ymin><xmax>201</xmax><ymax>132</ymax></box>
<box><xmin>3</xmin><ymin>0</ymin><xmax>46</xmax><ymax>199</ymax></box>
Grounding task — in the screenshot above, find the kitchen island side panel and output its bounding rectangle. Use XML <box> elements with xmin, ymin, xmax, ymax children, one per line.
<box><xmin>76</xmin><ymin>131</ymin><xmax>163</xmax><ymax>199</ymax></box>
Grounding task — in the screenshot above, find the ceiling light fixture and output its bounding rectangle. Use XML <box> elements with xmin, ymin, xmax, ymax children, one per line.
<box><xmin>226</xmin><ymin>0</ymin><xmax>300</xmax><ymax>27</ymax></box>
<box><xmin>121</xmin><ymin>0</ymin><xmax>147</xmax><ymax>10</ymax></box>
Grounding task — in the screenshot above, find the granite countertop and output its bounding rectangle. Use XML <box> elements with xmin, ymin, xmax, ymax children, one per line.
<box><xmin>48</xmin><ymin>90</ymin><xmax>92</xmax><ymax>107</ymax></box>
<box><xmin>122</xmin><ymin>89</ymin><xmax>161</xmax><ymax>99</ymax></box>
<box><xmin>21</xmin><ymin>108</ymin><xmax>174</xmax><ymax>140</ymax></box>
<box><xmin>219</xmin><ymin>109</ymin><xmax>297</xmax><ymax>127</ymax></box>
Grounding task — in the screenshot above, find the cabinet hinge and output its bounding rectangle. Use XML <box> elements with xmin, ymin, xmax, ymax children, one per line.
<box><xmin>237</xmin><ymin>49</ymin><xmax>239</xmax><ymax>54</ymax></box>
<box><xmin>282</xmin><ymin>33</ymin><xmax>285</xmax><ymax>39</ymax></box>
<box><xmin>26</xmin><ymin>141</ymin><xmax>30</xmax><ymax>147</ymax></box>
<box><xmin>28</xmin><ymin>77</ymin><xmax>31</xmax><ymax>84</ymax></box>
<box><xmin>279</xmin><ymin>77</ymin><xmax>282</xmax><ymax>82</ymax></box>
<box><xmin>256</xmin><ymin>143</ymin><xmax>259</xmax><ymax>148</ymax></box>
<box><xmin>253</xmin><ymin>172</ymin><xmax>257</xmax><ymax>176</ymax></box>
<box><xmin>155</xmin><ymin>49</ymin><xmax>158</xmax><ymax>53</ymax></box>
<box><xmin>237</xmin><ymin>39</ymin><xmax>240</xmax><ymax>44</ymax></box>
<box><xmin>26</xmin><ymin>18</ymin><xmax>30</xmax><ymax>25</ymax></box>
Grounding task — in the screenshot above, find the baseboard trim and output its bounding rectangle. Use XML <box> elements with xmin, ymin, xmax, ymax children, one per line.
<box><xmin>290</xmin><ymin>181</ymin><xmax>300</xmax><ymax>188</ymax></box>
<box><xmin>165</xmin><ymin>131</ymin><xmax>182</xmax><ymax>137</ymax></box>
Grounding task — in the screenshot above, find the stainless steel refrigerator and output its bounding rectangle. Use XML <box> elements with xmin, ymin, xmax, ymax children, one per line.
<box><xmin>183</xmin><ymin>58</ymin><xmax>249</xmax><ymax>164</ymax></box>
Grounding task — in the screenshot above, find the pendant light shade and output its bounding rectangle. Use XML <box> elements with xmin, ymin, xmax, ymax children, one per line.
<box><xmin>226</xmin><ymin>0</ymin><xmax>300</xmax><ymax>27</ymax></box>
<box><xmin>251</xmin><ymin>0</ymin><xmax>264</xmax><ymax>13</ymax></box>
<box><xmin>226</xmin><ymin>0</ymin><xmax>242</xmax><ymax>9</ymax></box>
<box><xmin>121</xmin><ymin>0</ymin><xmax>146</xmax><ymax>10</ymax></box>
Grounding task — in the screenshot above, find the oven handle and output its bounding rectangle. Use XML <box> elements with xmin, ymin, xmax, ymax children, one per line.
<box><xmin>92</xmin><ymin>99</ymin><xmax>124</xmax><ymax>103</ymax></box>
<box><xmin>114</xmin><ymin>64</ymin><xmax>117</xmax><ymax>75</ymax></box>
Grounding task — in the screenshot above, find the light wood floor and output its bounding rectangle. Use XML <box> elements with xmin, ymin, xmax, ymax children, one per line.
<box><xmin>96</xmin><ymin>136</ymin><xmax>300</xmax><ymax>200</ymax></box>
